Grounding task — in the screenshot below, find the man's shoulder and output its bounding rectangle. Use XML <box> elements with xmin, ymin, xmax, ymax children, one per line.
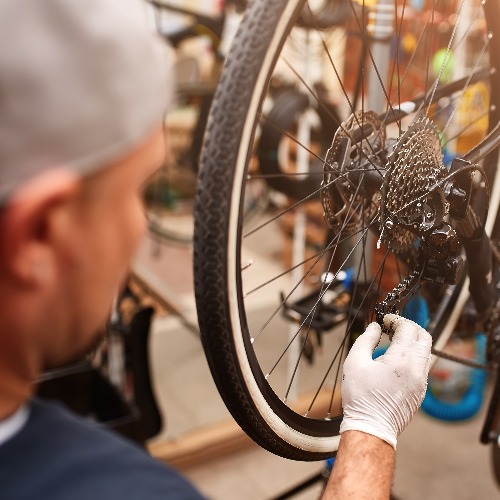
<box><xmin>0</xmin><ymin>398</ymin><xmax>203</xmax><ymax>500</ymax></box>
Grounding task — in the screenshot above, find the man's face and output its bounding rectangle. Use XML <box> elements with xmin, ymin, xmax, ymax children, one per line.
<box><xmin>45</xmin><ymin>127</ymin><xmax>166</xmax><ymax>367</ymax></box>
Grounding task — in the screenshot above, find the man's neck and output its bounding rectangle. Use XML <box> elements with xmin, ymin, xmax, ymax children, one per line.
<box><xmin>0</xmin><ymin>326</ymin><xmax>39</xmax><ymax>419</ymax></box>
<box><xmin>0</xmin><ymin>374</ymin><xmax>34</xmax><ymax>420</ymax></box>
<box><xmin>0</xmin><ymin>295</ymin><xmax>42</xmax><ymax>420</ymax></box>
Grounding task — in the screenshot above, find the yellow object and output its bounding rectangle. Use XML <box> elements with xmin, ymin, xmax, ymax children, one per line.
<box><xmin>456</xmin><ymin>82</ymin><xmax>490</xmax><ymax>155</ymax></box>
<box><xmin>401</xmin><ymin>33</ymin><xmax>417</xmax><ymax>54</ymax></box>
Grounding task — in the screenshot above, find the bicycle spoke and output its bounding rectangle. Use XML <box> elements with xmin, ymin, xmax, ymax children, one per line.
<box><xmin>245</xmin><ymin>214</ymin><xmax>378</xmax><ymax>298</ymax></box>
<box><xmin>259</xmin><ymin>201</ymin><xmax>370</xmax><ymax>350</ymax></box>
<box><xmin>306</xmin><ymin>330</ymin><xmax>349</xmax><ymax>416</ymax></box>
<box><xmin>346</xmin><ymin>0</ymin><xmax>400</xmax><ymax>125</ymax></box>
<box><xmin>282</xmin><ymin>57</ymin><xmax>384</xmax><ymax>175</ymax></box>
<box><xmin>305</xmin><ymin>248</ymin><xmax>390</xmax><ymax>415</ymax></box>
<box><xmin>443</xmin><ymin>108</ymin><xmax>493</xmax><ymax>149</ymax></box>
<box><xmin>283</xmin><ymin>230</ymin><xmax>344</xmax><ymax>403</ymax></box>
<box><xmin>281</xmin><ymin>173</ymin><xmax>374</xmax><ymax>398</ymax></box>
<box><xmin>327</xmin><ymin>337</ymin><xmax>346</xmax><ymax>418</ymax></box>
<box><xmin>243</xmin><ymin>165</ymin><xmax>380</xmax><ymax>238</ymax></box>
<box><xmin>265</xmin><ymin>224</ymin><xmax>373</xmax><ymax>379</ymax></box>
<box><xmin>394</xmin><ymin>0</ymin><xmax>407</xmax><ymax>130</ymax></box>
<box><xmin>422</xmin><ymin>0</ymin><xmax>468</xmax><ymax>118</ymax></box>
<box><xmin>248</xmin><ymin>171</ymin><xmax>325</xmax><ymax>179</ymax></box>
<box><xmin>251</xmin><ymin>197</ymin><xmax>378</xmax><ymax>342</ymax></box>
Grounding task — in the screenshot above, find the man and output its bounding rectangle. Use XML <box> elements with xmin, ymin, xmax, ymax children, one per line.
<box><xmin>0</xmin><ymin>0</ymin><xmax>201</xmax><ymax>498</ymax></box>
<box><xmin>0</xmin><ymin>0</ymin><xmax>431</xmax><ymax>498</ymax></box>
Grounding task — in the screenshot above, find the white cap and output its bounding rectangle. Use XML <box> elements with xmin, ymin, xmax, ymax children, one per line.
<box><xmin>0</xmin><ymin>0</ymin><xmax>173</xmax><ymax>202</ymax></box>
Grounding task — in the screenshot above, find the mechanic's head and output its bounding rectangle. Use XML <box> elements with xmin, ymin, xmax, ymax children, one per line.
<box><xmin>0</xmin><ymin>0</ymin><xmax>172</xmax><ymax>408</ymax></box>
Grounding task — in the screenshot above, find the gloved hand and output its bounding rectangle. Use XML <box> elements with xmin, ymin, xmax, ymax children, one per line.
<box><xmin>340</xmin><ymin>314</ymin><xmax>432</xmax><ymax>449</ymax></box>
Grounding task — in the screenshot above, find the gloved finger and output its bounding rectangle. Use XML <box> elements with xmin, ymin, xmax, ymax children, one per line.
<box><xmin>411</xmin><ymin>331</ymin><xmax>433</xmax><ymax>369</ymax></box>
<box><xmin>383</xmin><ymin>314</ymin><xmax>420</xmax><ymax>342</ymax></box>
<box><xmin>347</xmin><ymin>322</ymin><xmax>382</xmax><ymax>361</ymax></box>
<box><xmin>383</xmin><ymin>315</ymin><xmax>433</xmax><ymax>370</ymax></box>
<box><xmin>416</xmin><ymin>325</ymin><xmax>433</xmax><ymax>347</ymax></box>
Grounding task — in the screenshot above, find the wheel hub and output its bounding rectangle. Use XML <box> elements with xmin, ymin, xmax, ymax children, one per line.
<box><xmin>321</xmin><ymin>111</ymin><xmax>383</xmax><ymax>236</ymax></box>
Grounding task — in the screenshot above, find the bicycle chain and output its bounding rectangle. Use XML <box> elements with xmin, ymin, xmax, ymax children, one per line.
<box><xmin>435</xmin><ymin>290</ymin><xmax>500</xmax><ymax>370</ymax></box>
<box><xmin>486</xmin><ymin>298</ymin><xmax>500</xmax><ymax>366</ymax></box>
<box><xmin>376</xmin><ymin>274</ymin><xmax>492</xmax><ymax>369</ymax></box>
<box><xmin>375</xmin><ymin>267</ymin><xmax>424</xmax><ymax>326</ymax></box>
<box><xmin>430</xmin><ymin>347</ymin><xmax>490</xmax><ymax>370</ymax></box>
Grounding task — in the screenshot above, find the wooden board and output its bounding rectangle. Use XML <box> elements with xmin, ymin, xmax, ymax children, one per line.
<box><xmin>149</xmin><ymin>387</ymin><xmax>341</xmax><ymax>470</ymax></box>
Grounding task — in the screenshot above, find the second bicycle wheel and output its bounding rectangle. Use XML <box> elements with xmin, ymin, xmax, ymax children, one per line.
<box><xmin>194</xmin><ymin>0</ymin><xmax>500</xmax><ymax>460</ymax></box>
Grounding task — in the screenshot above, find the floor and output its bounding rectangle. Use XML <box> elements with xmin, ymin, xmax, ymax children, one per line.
<box><xmin>181</xmin><ymin>402</ymin><xmax>500</xmax><ymax>500</ymax></box>
<box><xmin>134</xmin><ymin>231</ymin><xmax>500</xmax><ymax>500</ymax></box>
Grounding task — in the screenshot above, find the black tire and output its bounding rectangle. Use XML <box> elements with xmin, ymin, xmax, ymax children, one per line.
<box><xmin>194</xmin><ymin>0</ymin><xmax>500</xmax><ymax>460</ymax></box>
<box><xmin>493</xmin><ymin>443</ymin><xmax>500</xmax><ymax>489</ymax></box>
<box><xmin>258</xmin><ymin>88</ymin><xmax>340</xmax><ymax>200</ymax></box>
<box><xmin>297</xmin><ymin>0</ymin><xmax>351</xmax><ymax>30</ymax></box>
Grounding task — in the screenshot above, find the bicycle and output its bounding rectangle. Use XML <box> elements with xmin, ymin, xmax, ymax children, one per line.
<box><xmin>145</xmin><ymin>0</ymin><xmax>349</xmax><ymax>244</ymax></box>
<box><xmin>145</xmin><ymin>0</ymin><xmax>249</xmax><ymax>244</ymax></box>
<box><xmin>193</xmin><ymin>0</ymin><xmax>500</xmax><ymax>464</ymax></box>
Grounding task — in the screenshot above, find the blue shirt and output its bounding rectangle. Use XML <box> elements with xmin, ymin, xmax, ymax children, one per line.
<box><xmin>0</xmin><ymin>398</ymin><xmax>204</xmax><ymax>499</ymax></box>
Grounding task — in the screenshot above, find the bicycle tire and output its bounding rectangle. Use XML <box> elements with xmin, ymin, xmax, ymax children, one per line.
<box><xmin>493</xmin><ymin>442</ymin><xmax>500</xmax><ymax>488</ymax></box>
<box><xmin>297</xmin><ymin>0</ymin><xmax>351</xmax><ymax>30</ymax></box>
<box><xmin>258</xmin><ymin>88</ymin><xmax>340</xmax><ymax>200</ymax></box>
<box><xmin>194</xmin><ymin>0</ymin><xmax>500</xmax><ymax>460</ymax></box>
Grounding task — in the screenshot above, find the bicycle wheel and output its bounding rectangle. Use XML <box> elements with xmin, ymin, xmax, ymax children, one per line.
<box><xmin>194</xmin><ymin>0</ymin><xmax>500</xmax><ymax>460</ymax></box>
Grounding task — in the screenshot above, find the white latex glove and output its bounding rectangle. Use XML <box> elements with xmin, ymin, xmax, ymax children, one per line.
<box><xmin>340</xmin><ymin>314</ymin><xmax>432</xmax><ymax>449</ymax></box>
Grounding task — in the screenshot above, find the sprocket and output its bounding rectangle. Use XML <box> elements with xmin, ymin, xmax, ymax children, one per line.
<box><xmin>380</xmin><ymin>118</ymin><xmax>447</xmax><ymax>251</ymax></box>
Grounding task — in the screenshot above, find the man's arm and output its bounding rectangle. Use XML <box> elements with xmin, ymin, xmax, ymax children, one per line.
<box><xmin>322</xmin><ymin>314</ymin><xmax>432</xmax><ymax>499</ymax></box>
<box><xmin>323</xmin><ymin>431</ymin><xmax>394</xmax><ymax>500</ymax></box>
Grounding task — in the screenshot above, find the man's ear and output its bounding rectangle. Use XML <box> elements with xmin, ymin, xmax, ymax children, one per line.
<box><xmin>0</xmin><ymin>169</ymin><xmax>80</xmax><ymax>286</ymax></box>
